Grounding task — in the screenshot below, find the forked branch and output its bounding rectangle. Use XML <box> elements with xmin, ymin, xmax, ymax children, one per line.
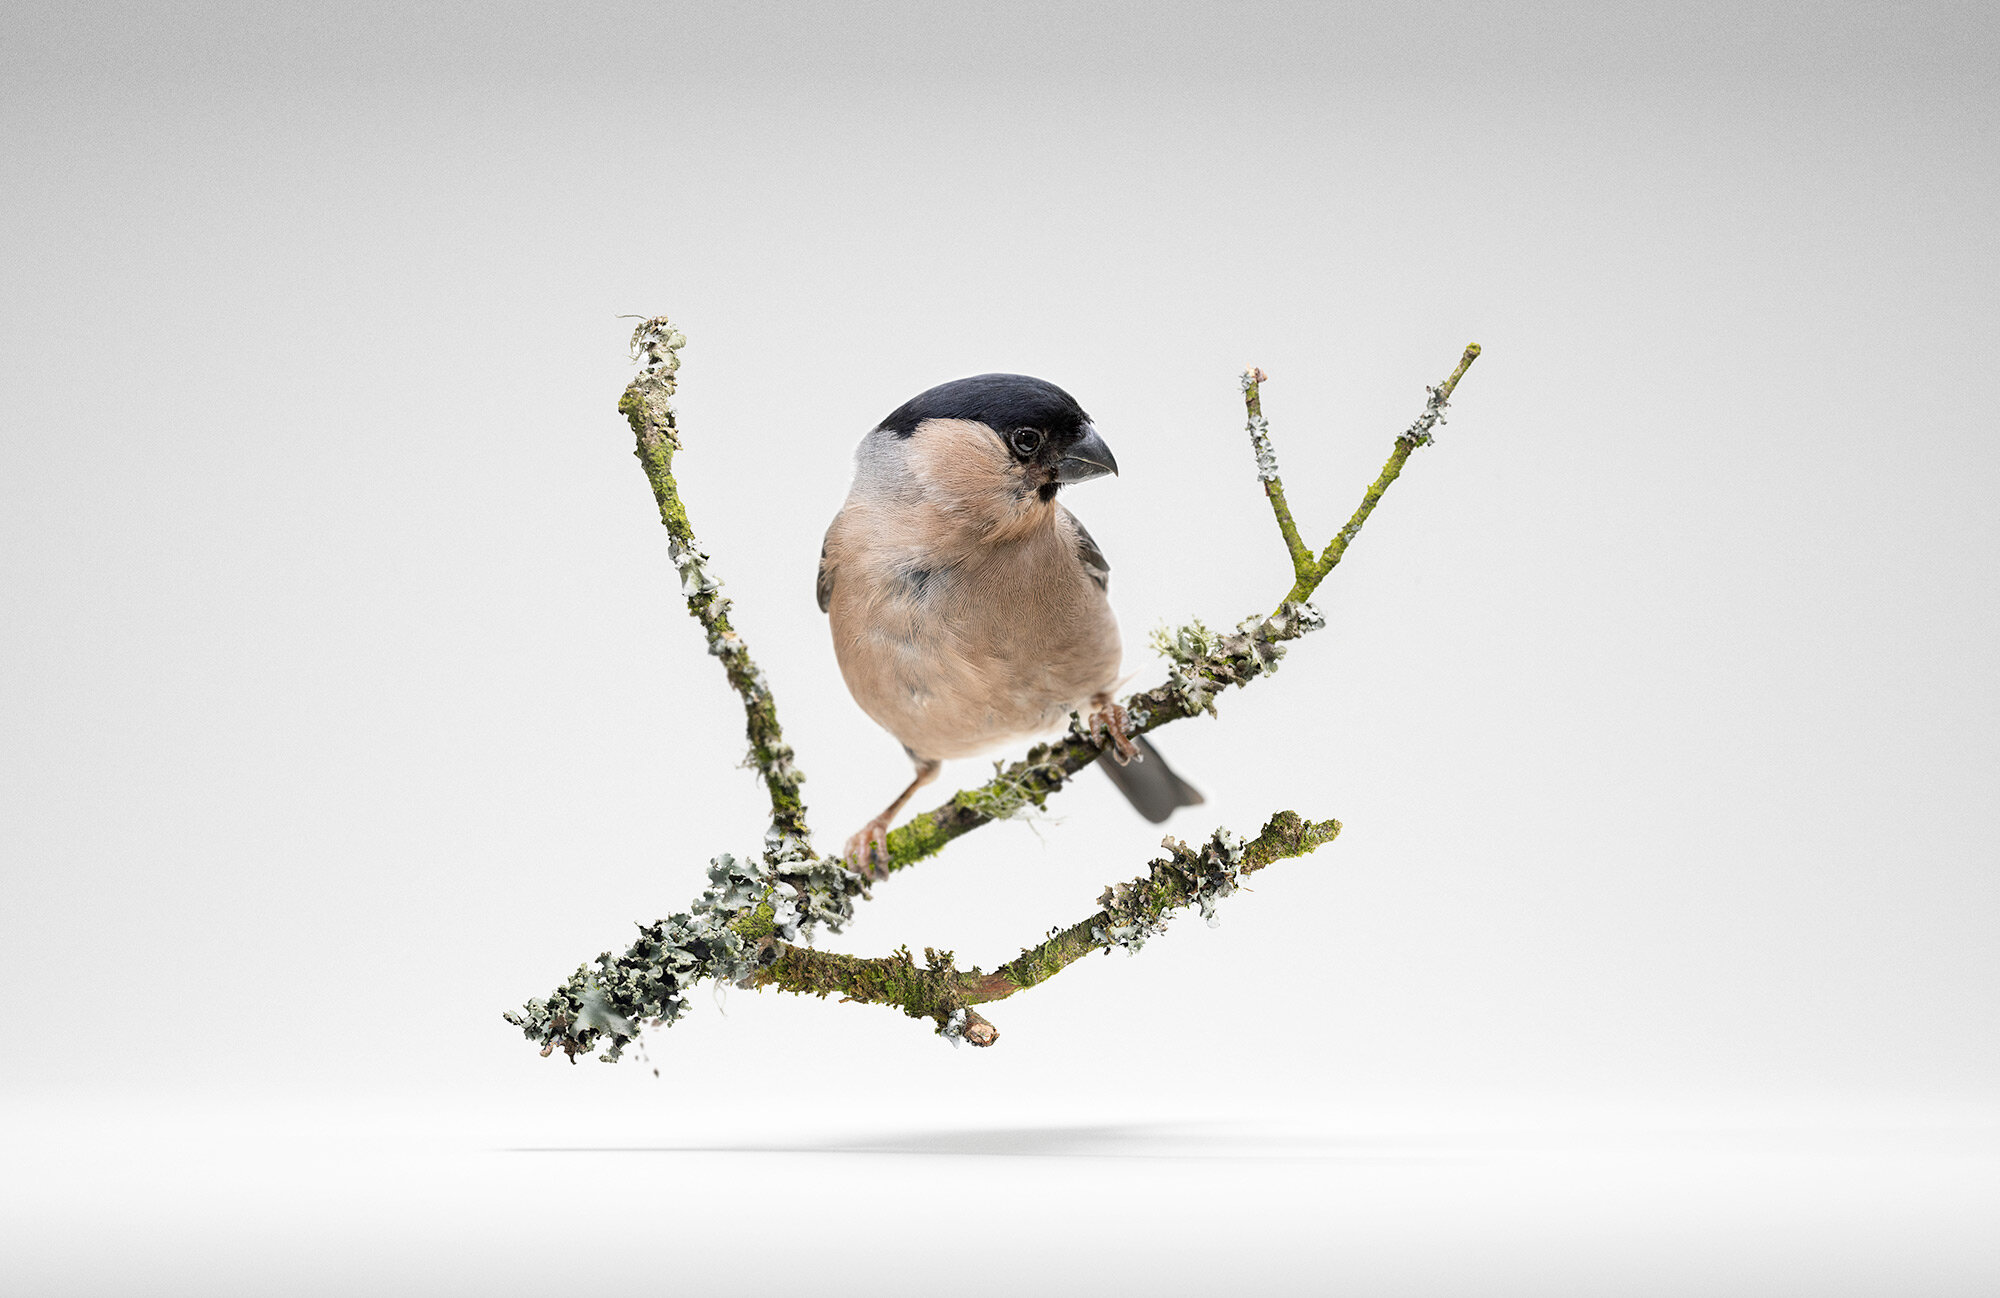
<box><xmin>1250</xmin><ymin>346</ymin><xmax>1483</xmax><ymax>606</ymax></box>
<box><xmin>504</xmin><ymin>320</ymin><xmax>1481</xmax><ymax>1061</ymax></box>
<box><xmin>867</xmin><ymin>344</ymin><xmax>1483</xmax><ymax>876</ymax></box>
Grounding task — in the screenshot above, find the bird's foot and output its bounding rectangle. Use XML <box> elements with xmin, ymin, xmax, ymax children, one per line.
<box><xmin>843</xmin><ymin>817</ymin><xmax>893</xmax><ymax>879</ymax></box>
<box><xmin>1086</xmin><ymin>700</ymin><xmax>1140</xmax><ymax>766</ymax></box>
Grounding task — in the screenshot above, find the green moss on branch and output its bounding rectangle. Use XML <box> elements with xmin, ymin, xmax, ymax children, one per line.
<box><xmin>749</xmin><ymin>811</ymin><xmax>1341</xmax><ymax>1044</ymax></box>
<box><xmin>619</xmin><ymin>317</ymin><xmax>810</xmax><ymax>850</ymax></box>
<box><xmin>1272</xmin><ymin>343</ymin><xmax>1482</xmax><ymax>608</ymax></box>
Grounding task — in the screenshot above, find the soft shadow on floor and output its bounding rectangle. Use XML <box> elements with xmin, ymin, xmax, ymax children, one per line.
<box><xmin>506</xmin><ymin>1120</ymin><xmax>1488</xmax><ymax>1161</ymax></box>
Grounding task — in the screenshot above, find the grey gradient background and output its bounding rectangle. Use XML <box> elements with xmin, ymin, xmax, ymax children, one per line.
<box><xmin>4</xmin><ymin>1</ymin><xmax>1997</xmax><ymax>1292</ymax></box>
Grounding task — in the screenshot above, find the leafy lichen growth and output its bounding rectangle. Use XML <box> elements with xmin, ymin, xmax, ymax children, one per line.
<box><xmin>1093</xmin><ymin>826</ymin><xmax>1249</xmax><ymax>952</ymax></box>
<box><xmin>1149</xmin><ymin>602</ymin><xmax>1326</xmax><ymax>716</ymax></box>
<box><xmin>953</xmin><ymin>754</ymin><xmax>1069</xmax><ymax>822</ymax></box>
<box><xmin>743</xmin><ymin>811</ymin><xmax>1341</xmax><ymax>1046</ymax></box>
<box><xmin>503</xmin><ymin>839</ymin><xmax>872</xmax><ymax>1062</ymax></box>
<box><xmin>1397</xmin><ymin>364</ymin><xmax>1470</xmax><ymax>449</ymax></box>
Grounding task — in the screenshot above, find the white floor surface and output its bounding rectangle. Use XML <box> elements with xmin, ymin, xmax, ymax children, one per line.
<box><xmin>6</xmin><ymin>1099</ymin><xmax>1995</xmax><ymax>1295</ymax></box>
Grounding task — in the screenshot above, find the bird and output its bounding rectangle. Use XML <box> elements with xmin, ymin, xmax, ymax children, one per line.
<box><xmin>817</xmin><ymin>372</ymin><xmax>1204</xmax><ymax>872</ymax></box>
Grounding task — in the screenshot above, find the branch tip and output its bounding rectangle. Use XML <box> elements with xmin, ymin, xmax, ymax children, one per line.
<box><xmin>1276</xmin><ymin>343</ymin><xmax>1486</xmax><ymax>606</ymax></box>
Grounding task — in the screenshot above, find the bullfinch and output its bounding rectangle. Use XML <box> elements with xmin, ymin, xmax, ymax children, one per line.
<box><xmin>818</xmin><ymin>373</ymin><xmax>1203</xmax><ymax>870</ymax></box>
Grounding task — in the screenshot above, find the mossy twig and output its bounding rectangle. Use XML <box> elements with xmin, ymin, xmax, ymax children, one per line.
<box><xmin>618</xmin><ymin>317</ymin><xmax>812</xmax><ymax>855</ymax></box>
<box><xmin>1242</xmin><ymin>365</ymin><xmax>1314</xmax><ymax>575</ymax></box>
<box><xmin>1249</xmin><ymin>344</ymin><xmax>1482</xmax><ymax>609</ymax></box>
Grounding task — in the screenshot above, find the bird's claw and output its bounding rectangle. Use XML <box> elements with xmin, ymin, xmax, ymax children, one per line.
<box><xmin>843</xmin><ymin>819</ymin><xmax>893</xmax><ymax>879</ymax></box>
<box><xmin>1086</xmin><ymin>701</ymin><xmax>1140</xmax><ymax>766</ymax></box>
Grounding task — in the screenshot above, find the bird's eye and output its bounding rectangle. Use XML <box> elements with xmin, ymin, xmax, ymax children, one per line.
<box><xmin>1009</xmin><ymin>427</ymin><xmax>1044</xmax><ymax>456</ymax></box>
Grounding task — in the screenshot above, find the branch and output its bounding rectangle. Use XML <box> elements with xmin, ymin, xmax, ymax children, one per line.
<box><xmin>867</xmin><ymin>344</ymin><xmax>1484</xmax><ymax>876</ymax></box>
<box><xmin>1252</xmin><ymin>343</ymin><xmax>1483</xmax><ymax>607</ymax></box>
<box><xmin>678</xmin><ymin>812</ymin><xmax>1341</xmax><ymax>1056</ymax></box>
<box><xmin>499</xmin><ymin>609</ymin><xmax>1325</xmax><ymax>1062</ymax></box>
<box><xmin>872</xmin><ymin>602</ymin><xmax>1326</xmax><ymax>875</ymax></box>
<box><xmin>1242</xmin><ymin>365</ymin><xmax>1314</xmax><ymax>575</ymax></box>
<box><xmin>617</xmin><ymin>317</ymin><xmax>811</xmax><ymax>855</ymax></box>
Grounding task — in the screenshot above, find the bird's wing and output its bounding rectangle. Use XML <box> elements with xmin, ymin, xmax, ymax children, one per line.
<box><xmin>817</xmin><ymin>521</ymin><xmax>837</xmax><ymax>613</ymax></box>
<box><xmin>1063</xmin><ymin>506</ymin><xmax>1111</xmax><ymax>593</ymax></box>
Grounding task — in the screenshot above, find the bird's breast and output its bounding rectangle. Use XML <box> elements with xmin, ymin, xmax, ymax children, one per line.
<box><xmin>828</xmin><ymin>527</ymin><xmax>1121</xmax><ymax>762</ymax></box>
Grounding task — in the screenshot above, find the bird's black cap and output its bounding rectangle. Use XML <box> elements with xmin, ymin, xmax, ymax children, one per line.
<box><xmin>876</xmin><ymin>373</ymin><xmax>1092</xmax><ymax>441</ymax></box>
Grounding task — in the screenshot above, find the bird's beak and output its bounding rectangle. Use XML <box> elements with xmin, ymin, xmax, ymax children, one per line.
<box><xmin>1054</xmin><ymin>424</ymin><xmax>1119</xmax><ymax>484</ymax></box>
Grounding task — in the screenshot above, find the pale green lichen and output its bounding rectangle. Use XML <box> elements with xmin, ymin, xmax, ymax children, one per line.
<box><xmin>1395</xmin><ymin>345</ymin><xmax>1479</xmax><ymax>450</ymax></box>
<box><xmin>954</xmin><ymin>756</ymin><xmax>1067</xmax><ymax>821</ymax></box>
<box><xmin>1397</xmin><ymin>382</ymin><xmax>1451</xmax><ymax>449</ymax></box>
<box><xmin>1091</xmin><ymin>826</ymin><xmax>1250</xmax><ymax>953</ymax></box>
<box><xmin>1149</xmin><ymin>602</ymin><xmax>1326</xmax><ymax>716</ymax></box>
<box><xmin>937</xmin><ymin>1007</ymin><xmax>972</xmax><ymax>1047</ymax></box>
<box><xmin>1245</xmin><ymin>413</ymin><xmax>1280</xmax><ymax>483</ymax></box>
<box><xmin>1149</xmin><ymin>617</ymin><xmax>1220</xmax><ymax>662</ymax></box>
<box><xmin>504</xmin><ymin>840</ymin><xmax>870</xmax><ymax>1061</ymax></box>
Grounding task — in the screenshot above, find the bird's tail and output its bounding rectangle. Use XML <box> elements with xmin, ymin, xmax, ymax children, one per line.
<box><xmin>1098</xmin><ymin>734</ymin><xmax>1204</xmax><ymax>824</ymax></box>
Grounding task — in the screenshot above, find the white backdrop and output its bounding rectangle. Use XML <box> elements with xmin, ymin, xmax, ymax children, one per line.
<box><xmin>4</xmin><ymin>2</ymin><xmax>1996</xmax><ymax>1292</ymax></box>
